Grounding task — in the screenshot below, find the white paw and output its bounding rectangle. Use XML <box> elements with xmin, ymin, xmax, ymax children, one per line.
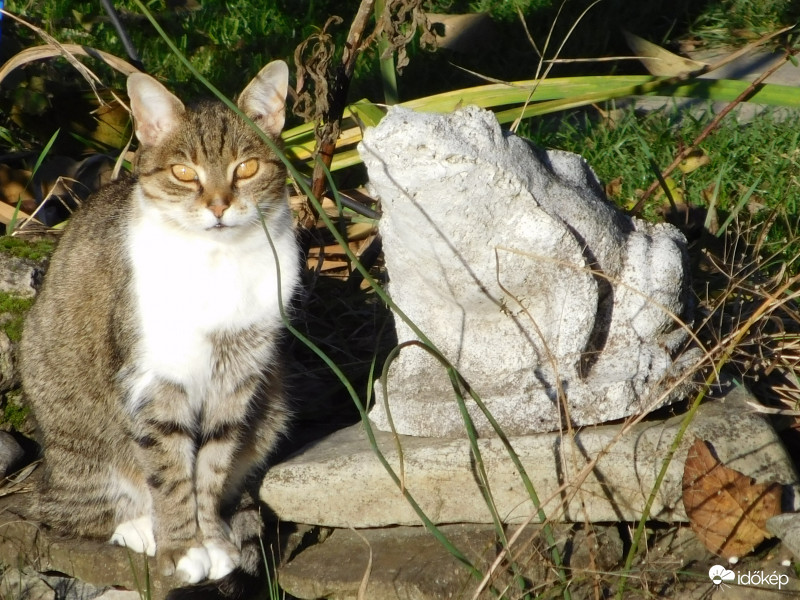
<box><xmin>110</xmin><ymin>516</ymin><xmax>156</xmax><ymax>556</ymax></box>
<box><xmin>175</xmin><ymin>546</ymin><xmax>211</xmax><ymax>584</ymax></box>
<box><xmin>204</xmin><ymin>539</ymin><xmax>237</xmax><ymax>580</ymax></box>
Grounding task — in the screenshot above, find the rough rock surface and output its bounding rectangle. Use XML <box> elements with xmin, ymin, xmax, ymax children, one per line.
<box><xmin>0</xmin><ymin>492</ymin><xmax>167</xmax><ymax>598</ymax></box>
<box><xmin>0</xmin><ymin>250</ymin><xmax>47</xmax><ymax>393</ymax></box>
<box><xmin>0</xmin><ymin>330</ymin><xmax>20</xmax><ymax>392</ymax></box>
<box><xmin>359</xmin><ymin>105</ymin><xmax>700</xmax><ymax>437</ymax></box>
<box><xmin>278</xmin><ymin>524</ymin><xmax>623</xmax><ymax>600</ymax></box>
<box><xmin>262</xmin><ymin>386</ymin><xmax>799</xmax><ymax>527</ymax></box>
<box><xmin>0</xmin><ymin>430</ymin><xmax>25</xmax><ymax>477</ymax></box>
<box><xmin>0</xmin><ymin>471</ymin><xmax>308</xmax><ymax>600</ymax></box>
<box><xmin>278</xmin><ymin>521</ymin><xmax>800</xmax><ymax>600</ymax></box>
<box><xmin>0</xmin><ymin>567</ymin><xmax>140</xmax><ymax>600</ymax></box>
<box><xmin>768</xmin><ymin>513</ymin><xmax>800</xmax><ymax>563</ymax></box>
<box><xmin>0</xmin><ymin>252</ymin><xmax>44</xmax><ymax>299</ymax></box>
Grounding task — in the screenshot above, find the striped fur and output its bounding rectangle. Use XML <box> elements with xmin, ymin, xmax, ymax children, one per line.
<box><xmin>19</xmin><ymin>61</ymin><xmax>298</xmax><ymax>593</ymax></box>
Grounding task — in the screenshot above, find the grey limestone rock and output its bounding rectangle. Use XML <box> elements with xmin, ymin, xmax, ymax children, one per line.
<box><xmin>278</xmin><ymin>524</ymin><xmax>623</xmax><ymax>600</ymax></box>
<box><xmin>0</xmin><ymin>430</ymin><xmax>24</xmax><ymax>477</ymax></box>
<box><xmin>0</xmin><ymin>252</ymin><xmax>43</xmax><ymax>298</ymax></box>
<box><xmin>0</xmin><ymin>330</ymin><xmax>20</xmax><ymax>393</ymax></box>
<box><xmin>359</xmin><ymin>105</ymin><xmax>701</xmax><ymax>436</ymax></box>
<box><xmin>0</xmin><ymin>568</ymin><xmax>56</xmax><ymax>600</ymax></box>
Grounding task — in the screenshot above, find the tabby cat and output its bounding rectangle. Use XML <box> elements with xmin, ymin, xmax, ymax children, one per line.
<box><xmin>19</xmin><ymin>60</ymin><xmax>299</xmax><ymax>593</ymax></box>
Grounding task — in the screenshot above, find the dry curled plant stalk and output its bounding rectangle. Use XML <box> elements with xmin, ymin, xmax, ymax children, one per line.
<box><xmin>377</xmin><ymin>0</ymin><xmax>436</xmax><ymax>72</ymax></box>
<box><xmin>293</xmin><ymin>15</ymin><xmax>343</xmax><ymax>125</ymax></box>
<box><xmin>291</xmin><ymin>0</ymin><xmax>435</xmax><ymax>221</ymax></box>
<box><xmin>292</xmin><ymin>0</ymin><xmax>434</xmax><ymax>124</ymax></box>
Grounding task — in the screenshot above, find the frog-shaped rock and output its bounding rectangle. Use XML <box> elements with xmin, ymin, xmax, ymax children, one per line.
<box><xmin>359</xmin><ymin>106</ymin><xmax>700</xmax><ymax>437</ymax></box>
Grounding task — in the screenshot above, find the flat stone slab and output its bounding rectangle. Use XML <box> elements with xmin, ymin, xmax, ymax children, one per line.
<box><xmin>0</xmin><ymin>499</ymin><xmax>166</xmax><ymax>599</ymax></box>
<box><xmin>280</xmin><ymin>522</ymin><xmax>800</xmax><ymax>600</ymax></box>
<box><xmin>768</xmin><ymin>513</ymin><xmax>800</xmax><ymax>563</ymax></box>
<box><xmin>262</xmin><ymin>386</ymin><xmax>799</xmax><ymax>527</ymax></box>
<box><xmin>0</xmin><ymin>468</ymin><xmax>306</xmax><ymax>600</ymax></box>
<box><xmin>0</xmin><ymin>469</ymin><xmax>177</xmax><ymax>599</ymax></box>
<box><xmin>278</xmin><ymin>523</ymin><xmax>624</xmax><ymax>600</ymax></box>
<box><xmin>0</xmin><ymin>567</ymin><xmax>141</xmax><ymax>600</ymax></box>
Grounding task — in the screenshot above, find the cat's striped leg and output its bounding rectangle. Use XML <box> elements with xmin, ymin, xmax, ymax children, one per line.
<box><xmin>107</xmin><ymin>463</ymin><xmax>156</xmax><ymax>554</ymax></box>
<box><xmin>193</xmin><ymin>426</ymin><xmax>241</xmax><ymax>580</ymax></box>
<box><xmin>192</xmin><ymin>376</ymin><xmax>264</xmax><ymax>580</ymax></box>
<box><xmin>193</xmin><ymin>369</ymin><xmax>288</xmax><ymax>581</ymax></box>
<box><xmin>222</xmin><ymin>371</ymin><xmax>289</xmax><ymax>578</ymax></box>
<box><xmin>128</xmin><ymin>378</ymin><xmax>210</xmax><ymax>583</ymax></box>
<box><xmin>33</xmin><ymin>428</ymin><xmax>139</xmax><ymax>541</ymax></box>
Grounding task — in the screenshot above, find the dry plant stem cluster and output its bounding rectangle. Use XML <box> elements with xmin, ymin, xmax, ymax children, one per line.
<box><xmin>306</xmin><ymin>1</ymin><xmax>374</xmax><ymax>205</ymax></box>
<box><xmin>700</xmin><ymin>219</ymin><xmax>800</xmax><ymax>408</ymax></box>
<box><xmin>296</xmin><ymin>0</ymin><xmax>432</xmax><ymax>213</ymax></box>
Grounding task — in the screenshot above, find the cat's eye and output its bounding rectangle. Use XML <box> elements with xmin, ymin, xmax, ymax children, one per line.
<box><xmin>171</xmin><ymin>164</ymin><xmax>198</xmax><ymax>182</ymax></box>
<box><xmin>234</xmin><ymin>159</ymin><xmax>259</xmax><ymax>180</ymax></box>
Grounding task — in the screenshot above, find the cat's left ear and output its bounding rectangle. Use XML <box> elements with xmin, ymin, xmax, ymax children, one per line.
<box><xmin>127</xmin><ymin>73</ymin><xmax>185</xmax><ymax>147</ymax></box>
<box><xmin>238</xmin><ymin>61</ymin><xmax>289</xmax><ymax>137</ymax></box>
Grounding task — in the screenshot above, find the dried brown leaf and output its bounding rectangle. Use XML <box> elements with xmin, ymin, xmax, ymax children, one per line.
<box><xmin>622</xmin><ymin>30</ymin><xmax>706</xmax><ymax>76</ymax></box>
<box><xmin>604</xmin><ymin>176</ymin><xmax>623</xmax><ymax>200</ymax></box>
<box><xmin>682</xmin><ymin>438</ymin><xmax>783</xmax><ymax>559</ymax></box>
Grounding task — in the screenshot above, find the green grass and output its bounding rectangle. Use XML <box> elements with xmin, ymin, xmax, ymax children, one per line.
<box><xmin>524</xmin><ymin>104</ymin><xmax>800</xmax><ymax>257</ymax></box>
<box><xmin>0</xmin><ymin>236</ymin><xmax>55</xmax><ymax>261</ymax></box>
<box><xmin>689</xmin><ymin>0</ymin><xmax>799</xmax><ymax>46</ymax></box>
<box><xmin>0</xmin><ymin>390</ymin><xmax>29</xmax><ymax>431</ymax></box>
<box><xmin>3</xmin><ymin>0</ymin><xmax>798</xmax><ymax>154</ymax></box>
<box><xmin>0</xmin><ymin>292</ymin><xmax>34</xmax><ymax>342</ymax></box>
<box><xmin>4</xmin><ymin>0</ymin><xmax>352</xmax><ymax>98</ymax></box>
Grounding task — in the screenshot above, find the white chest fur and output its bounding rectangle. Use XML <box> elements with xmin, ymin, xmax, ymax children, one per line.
<box><xmin>125</xmin><ymin>196</ymin><xmax>298</xmax><ymax>402</ymax></box>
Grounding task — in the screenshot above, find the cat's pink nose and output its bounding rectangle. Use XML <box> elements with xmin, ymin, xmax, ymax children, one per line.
<box><xmin>208</xmin><ymin>196</ymin><xmax>230</xmax><ymax>219</ymax></box>
<box><xmin>209</xmin><ymin>204</ymin><xmax>227</xmax><ymax>219</ymax></box>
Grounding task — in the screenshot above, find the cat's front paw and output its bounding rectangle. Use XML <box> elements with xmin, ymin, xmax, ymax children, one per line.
<box><xmin>175</xmin><ymin>546</ymin><xmax>212</xmax><ymax>584</ymax></box>
<box><xmin>204</xmin><ymin>538</ymin><xmax>239</xmax><ymax>579</ymax></box>
<box><xmin>159</xmin><ymin>544</ymin><xmax>209</xmax><ymax>583</ymax></box>
<box><xmin>161</xmin><ymin>539</ymin><xmax>239</xmax><ymax>583</ymax></box>
<box><xmin>110</xmin><ymin>516</ymin><xmax>156</xmax><ymax>556</ymax></box>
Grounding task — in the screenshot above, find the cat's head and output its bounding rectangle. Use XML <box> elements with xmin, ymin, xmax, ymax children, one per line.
<box><xmin>127</xmin><ymin>61</ymin><xmax>290</xmax><ymax>236</ymax></box>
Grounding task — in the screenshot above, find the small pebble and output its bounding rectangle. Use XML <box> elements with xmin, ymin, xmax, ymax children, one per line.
<box><xmin>0</xmin><ymin>431</ymin><xmax>25</xmax><ymax>478</ymax></box>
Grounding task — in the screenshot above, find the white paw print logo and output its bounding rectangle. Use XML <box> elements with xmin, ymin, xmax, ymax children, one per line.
<box><xmin>709</xmin><ymin>564</ymin><xmax>736</xmax><ymax>585</ymax></box>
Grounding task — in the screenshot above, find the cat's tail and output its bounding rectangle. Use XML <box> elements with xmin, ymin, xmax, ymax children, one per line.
<box><xmin>166</xmin><ymin>494</ymin><xmax>275</xmax><ymax>600</ymax></box>
<box><xmin>165</xmin><ymin>567</ymin><xmax>263</xmax><ymax>600</ymax></box>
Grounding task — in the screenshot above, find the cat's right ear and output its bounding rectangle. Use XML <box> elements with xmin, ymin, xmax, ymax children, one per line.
<box><xmin>238</xmin><ymin>61</ymin><xmax>289</xmax><ymax>137</ymax></box>
<box><xmin>127</xmin><ymin>73</ymin><xmax>185</xmax><ymax>147</ymax></box>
